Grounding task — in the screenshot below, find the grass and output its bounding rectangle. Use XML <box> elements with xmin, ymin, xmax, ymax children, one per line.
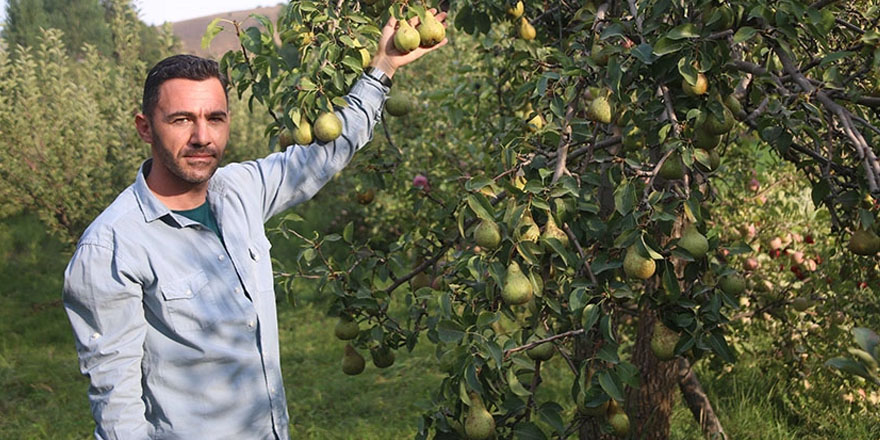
<box><xmin>1</xmin><ymin>213</ymin><xmax>878</xmax><ymax>439</ymax></box>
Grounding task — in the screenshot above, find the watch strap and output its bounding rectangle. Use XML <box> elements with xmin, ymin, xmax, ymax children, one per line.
<box><xmin>365</xmin><ymin>67</ymin><xmax>393</xmax><ymax>88</ymax></box>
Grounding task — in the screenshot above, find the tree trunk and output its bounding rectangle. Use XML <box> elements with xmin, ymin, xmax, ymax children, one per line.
<box><xmin>677</xmin><ymin>358</ymin><xmax>728</xmax><ymax>439</ymax></box>
<box><xmin>624</xmin><ymin>306</ymin><xmax>678</xmax><ymax>440</ymax></box>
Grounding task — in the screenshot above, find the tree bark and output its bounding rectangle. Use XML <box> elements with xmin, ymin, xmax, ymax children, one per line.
<box><xmin>676</xmin><ymin>358</ymin><xmax>728</xmax><ymax>440</ymax></box>
<box><xmin>625</xmin><ymin>306</ymin><xmax>678</xmax><ymax>440</ymax></box>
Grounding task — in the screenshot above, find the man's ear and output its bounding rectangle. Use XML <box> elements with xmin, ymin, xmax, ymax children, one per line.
<box><xmin>135</xmin><ymin>113</ymin><xmax>153</xmax><ymax>144</ymax></box>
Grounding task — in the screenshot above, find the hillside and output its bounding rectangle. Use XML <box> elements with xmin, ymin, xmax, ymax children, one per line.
<box><xmin>171</xmin><ymin>4</ymin><xmax>284</xmax><ymax>58</ymax></box>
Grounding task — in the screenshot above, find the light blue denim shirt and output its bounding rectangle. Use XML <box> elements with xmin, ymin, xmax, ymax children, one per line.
<box><xmin>63</xmin><ymin>73</ymin><xmax>388</xmax><ymax>440</ymax></box>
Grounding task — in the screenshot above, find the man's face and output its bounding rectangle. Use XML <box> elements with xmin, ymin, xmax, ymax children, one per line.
<box><xmin>136</xmin><ymin>78</ymin><xmax>229</xmax><ymax>187</ymax></box>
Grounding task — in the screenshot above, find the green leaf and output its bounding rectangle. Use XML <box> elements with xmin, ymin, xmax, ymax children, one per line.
<box><xmin>513</xmin><ymin>423</ymin><xmax>548</xmax><ymax>440</ymax></box>
<box><xmin>853</xmin><ymin>327</ymin><xmax>880</xmax><ymax>354</ymax></box>
<box><xmin>598</xmin><ymin>370</ymin><xmax>625</xmax><ymax>401</ymax></box>
<box><xmin>343</xmin><ymin>222</ymin><xmax>353</xmax><ymax>243</ymax></box>
<box><xmin>582</xmin><ymin>303</ymin><xmax>600</xmax><ymax>331</ymax></box>
<box><xmin>820</xmin><ymin>51</ymin><xmax>856</xmax><ymax>67</ymax></box>
<box><xmin>613</xmin><ymin>179</ymin><xmax>635</xmax><ymax>216</ymax></box>
<box><xmin>467</xmin><ymin>194</ymin><xmax>495</xmax><ymax>221</ymax></box>
<box><xmin>437</xmin><ymin>320</ymin><xmax>464</xmax><ymax>343</ymax></box>
<box><xmin>666</xmin><ymin>23</ymin><xmax>700</xmax><ymax>40</ymax></box>
<box><xmin>733</xmin><ymin>27</ymin><xmax>757</xmax><ymax>43</ymax></box>
<box><xmin>538</xmin><ymin>402</ymin><xmax>566</xmax><ymax>434</ymax></box>
<box><xmin>678</xmin><ymin>57</ymin><xmax>698</xmax><ymax>85</ymax></box>
<box><xmin>508</xmin><ymin>368</ymin><xmax>533</xmax><ymax>397</ymax></box>
<box><xmin>826</xmin><ymin>357</ymin><xmax>873</xmax><ymax>381</ymax></box>
<box><xmin>707</xmin><ymin>331</ymin><xmax>736</xmax><ymax>363</ymax></box>
<box><xmin>632</xmin><ymin>43</ymin><xmax>656</xmax><ymax>64</ymax></box>
<box><xmin>202</xmin><ymin>18</ymin><xmax>225</xmax><ymax>50</ymax></box>
<box><xmin>652</xmin><ymin>37</ymin><xmax>684</xmax><ymax>56</ymax></box>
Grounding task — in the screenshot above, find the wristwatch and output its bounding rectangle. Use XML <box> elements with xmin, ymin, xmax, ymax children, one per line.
<box><xmin>365</xmin><ymin>67</ymin><xmax>393</xmax><ymax>89</ymax></box>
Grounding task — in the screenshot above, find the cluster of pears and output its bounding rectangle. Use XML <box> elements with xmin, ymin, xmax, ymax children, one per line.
<box><xmin>335</xmin><ymin>315</ymin><xmax>396</xmax><ymax>375</ymax></box>
<box><xmin>506</xmin><ymin>1</ymin><xmax>536</xmax><ymax>40</ymax></box>
<box><xmin>393</xmin><ymin>10</ymin><xmax>446</xmax><ymax>54</ymax></box>
<box><xmin>279</xmin><ymin>111</ymin><xmax>343</xmax><ymax>147</ymax></box>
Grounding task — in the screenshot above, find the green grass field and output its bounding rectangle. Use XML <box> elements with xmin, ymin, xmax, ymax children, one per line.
<box><xmin>1</xmin><ymin>214</ymin><xmax>877</xmax><ymax>439</ymax></box>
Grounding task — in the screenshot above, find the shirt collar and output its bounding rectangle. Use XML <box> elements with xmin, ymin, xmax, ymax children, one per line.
<box><xmin>133</xmin><ymin>159</ymin><xmax>226</xmax><ymax>224</ymax></box>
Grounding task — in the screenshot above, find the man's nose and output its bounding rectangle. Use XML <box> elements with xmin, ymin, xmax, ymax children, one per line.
<box><xmin>190</xmin><ymin>118</ymin><xmax>211</xmax><ymax>146</ymax></box>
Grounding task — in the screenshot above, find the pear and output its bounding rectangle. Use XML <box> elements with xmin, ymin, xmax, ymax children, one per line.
<box><xmin>418</xmin><ymin>12</ymin><xmax>445</xmax><ymax>48</ymax></box>
<box><xmin>411</xmin><ymin>272</ymin><xmax>432</xmax><ymax>291</ymax></box>
<box><xmin>608</xmin><ymin>411</ymin><xmax>630</xmax><ymax>437</ymax></box>
<box><xmin>622</xmin><ymin>125</ymin><xmax>646</xmax><ymax>151</ymax></box>
<box><xmin>356</xmin><ymin>188</ymin><xmax>375</xmax><ymax>205</ymax></box>
<box><xmin>526</xmin><ymin>112</ymin><xmax>545</xmax><ymax>132</ymax></box>
<box><xmin>526</xmin><ymin>338</ymin><xmax>555</xmax><ymax>361</ymax></box>
<box><xmin>314</xmin><ymin>112</ymin><xmax>342</xmax><ymax>142</ymax></box>
<box><xmin>590</xmin><ymin>43</ymin><xmax>610</xmax><ymax>66</ymax></box>
<box><xmin>587</xmin><ymin>96</ymin><xmax>612</xmax><ymax>124</ymax></box>
<box><xmin>342</xmin><ymin>344</ymin><xmax>366</xmax><ymax>375</ymax></box>
<box><xmin>393</xmin><ymin>19</ymin><xmax>420</xmax><ymax>53</ymax></box>
<box><xmin>578</xmin><ymin>398</ymin><xmax>609</xmax><ymax>417</ymax></box>
<box><xmin>507</xmin><ymin>1</ymin><xmax>524</xmax><ymax>18</ymax></box>
<box><xmin>679</xmin><ymin>225</ymin><xmax>709</xmax><ymax>258</ymax></box>
<box><xmin>465</xmin><ymin>392</ymin><xmax>495</xmax><ymax>440</ymax></box>
<box><xmin>370</xmin><ymin>345</ymin><xmax>395</xmax><ymax>368</ymax></box>
<box><xmin>650</xmin><ymin>321</ymin><xmax>678</xmax><ymax>361</ymax></box>
<box><xmin>334</xmin><ymin>316</ymin><xmax>360</xmax><ymax>340</ymax></box>
<box><xmin>791</xmin><ymin>297</ymin><xmax>812</xmax><ymax>312</ymax></box>
<box><xmin>692</xmin><ymin>125</ymin><xmax>722</xmax><ymax>150</ymax></box>
<box><xmin>718</xmin><ymin>273</ymin><xmax>746</xmax><ymax>296</ymax></box>
<box><xmin>699</xmin><ymin>106</ymin><xmax>735</xmax><ymax>135</ymax></box>
<box><xmin>502</xmin><ymin>261</ymin><xmax>533</xmax><ymax>305</ymax></box>
<box><xmin>658</xmin><ymin>153</ymin><xmax>686</xmax><ymax>180</ymax></box>
<box><xmin>724</xmin><ymin>93</ymin><xmax>745</xmax><ymax>119</ymax></box>
<box><xmin>292</xmin><ymin>117</ymin><xmax>313</xmax><ymax>145</ymax></box>
<box><xmin>682</xmin><ymin>73</ymin><xmax>708</xmax><ymax>96</ymax></box>
<box><xmin>385</xmin><ymin>91</ymin><xmax>413</xmax><ymax>116</ymax></box>
<box><xmin>542</xmin><ymin>215</ymin><xmax>569</xmax><ymax>248</ymax></box>
<box><xmin>848</xmin><ymin>229</ymin><xmax>880</xmax><ymax>255</ymax></box>
<box><xmin>623</xmin><ymin>245</ymin><xmax>655</xmax><ymax>279</ymax></box>
<box><xmin>278</xmin><ymin>129</ymin><xmax>295</xmax><ymax>148</ymax></box>
<box><xmin>518</xmin><ymin>211</ymin><xmax>541</xmax><ymax>242</ymax></box>
<box><xmin>518</xmin><ymin>17</ymin><xmax>536</xmax><ymax>40</ymax></box>
<box><xmin>474</xmin><ymin>219</ymin><xmax>502</xmax><ymax>250</ymax></box>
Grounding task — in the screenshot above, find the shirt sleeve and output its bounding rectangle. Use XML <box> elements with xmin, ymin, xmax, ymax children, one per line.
<box><xmin>63</xmin><ymin>242</ymin><xmax>150</xmax><ymax>440</ymax></box>
<box><xmin>218</xmin><ymin>72</ymin><xmax>389</xmax><ymax>222</ymax></box>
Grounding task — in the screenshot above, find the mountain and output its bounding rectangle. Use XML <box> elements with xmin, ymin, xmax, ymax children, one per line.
<box><xmin>171</xmin><ymin>4</ymin><xmax>284</xmax><ymax>58</ymax></box>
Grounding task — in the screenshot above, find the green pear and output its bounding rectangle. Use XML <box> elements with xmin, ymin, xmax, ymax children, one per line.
<box><xmin>622</xmin><ymin>124</ymin><xmax>646</xmax><ymax>151</ymax></box>
<box><xmin>541</xmin><ymin>215</ymin><xmax>569</xmax><ymax>248</ymax></box>
<box><xmin>465</xmin><ymin>392</ymin><xmax>495</xmax><ymax>440</ymax></box>
<box><xmin>370</xmin><ymin>345</ymin><xmax>395</xmax><ymax>368</ymax></box>
<box><xmin>410</xmin><ymin>272</ymin><xmax>432</xmax><ymax>291</ymax></box>
<box><xmin>418</xmin><ymin>12</ymin><xmax>445</xmax><ymax>47</ymax></box>
<box><xmin>518</xmin><ymin>211</ymin><xmax>541</xmax><ymax>242</ymax></box>
<box><xmin>342</xmin><ymin>344</ymin><xmax>365</xmax><ymax>375</ymax></box>
<box><xmin>719</xmin><ymin>273</ymin><xmax>746</xmax><ymax>296</ymax></box>
<box><xmin>682</xmin><ymin>73</ymin><xmax>708</xmax><ymax>96</ymax></box>
<box><xmin>724</xmin><ymin>93</ymin><xmax>746</xmax><ymax>119</ymax></box>
<box><xmin>699</xmin><ymin>107</ymin><xmax>735</xmax><ymax>135</ymax></box>
<box><xmin>848</xmin><ymin>229</ymin><xmax>880</xmax><ymax>255</ymax></box>
<box><xmin>385</xmin><ymin>91</ymin><xmax>413</xmax><ymax>116</ymax></box>
<box><xmin>624</xmin><ymin>245</ymin><xmax>655</xmax><ymax>279</ymax></box>
<box><xmin>609</xmin><ymin>411</ymin><xmax>630</xmax><ymax>437</ymax></box>
<box><xmin>679</xmin><ymin>225</ymin><xmax>709</xmax><ymax>258</ymax></box>
<box><xmin>650</xmin><ymin>321</ymin><xmax>678</xmax><ymax>361</ymax></box>
<box><xmin>502</xmin><ymin>261</ymin><xmax>533</xmax><ymax>305</ymax></box>
<box><xmin>526</xmin><ymin>338</ymin><xmax>555</xmax><ymax>361</ymax></box>
<box><xmin>658</xmin><ymin>153</ymin><xmax>686</xmax><ymax>180</ymax></box>
<box><xmin>314</xmin><ymin>112</ymin><xmax>342</xmax><ymax>142</ymax></box>
<box><xmin>587</xmin><ymin>96</ymin><xmax>612</xmax><ymax>124</ymax></box>
<box><xmin>393</xmin><ymin>19</ymin><xmax>420</xmax><ymax>53</ymax></box>
<box><xmin>791</xmin><ymin>297</ymin><xmax>812</xmax><ymax>312</ymax></box>
<box><xmin>292</xmin><ymin>117</ymin><xmax>313</xmax><ymax>145</ymax></box>
<box><xmin>693</xmin><ymin>125</ymin><xmax>722</xmax><ymax>150</ymax></box>
<box><xmin>518</xmin><ymin>17</ymin><xmax>536</xmax><ymax>40</ymax></box>
<box><xmin>334</xmin><ymin>316</ymin><xmax>360</xmax><ymax>340</ymax></box>
<box><xmin>474</xmin><ymin>219</ymin><xmax>502</xmax><ymax>250</ymax></box>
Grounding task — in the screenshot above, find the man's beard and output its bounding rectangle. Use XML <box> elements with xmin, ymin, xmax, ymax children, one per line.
<box><xmin>153</xmin><ymin>133</ymin><xmax>223</xmax><ymax>185</ymax></box>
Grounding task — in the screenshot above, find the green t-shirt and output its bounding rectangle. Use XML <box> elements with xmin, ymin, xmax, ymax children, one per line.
<box><xmin>173</xmin><ymin>201</ymin><xmax>221</xmax><ymax>238</ymax></box>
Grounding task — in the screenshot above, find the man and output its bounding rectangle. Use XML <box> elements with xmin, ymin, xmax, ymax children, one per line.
<box><xmin>62</xmin><ymin>12</ymin><xmax>446</xmax><ymax>440</ymax></box>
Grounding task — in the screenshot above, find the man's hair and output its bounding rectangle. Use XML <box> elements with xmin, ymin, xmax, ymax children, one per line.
<box><xmin>141</xmin><ymin>54</ymin><xmax>229</xmax><ymax>119</ymax></box>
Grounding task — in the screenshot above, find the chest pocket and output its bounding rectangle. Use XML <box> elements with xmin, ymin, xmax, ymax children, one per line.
<box><xmin>249</xmin><ymin>236</ymin><xmax>274</xmax><ymax>293</ymax></box>
<box><xmin>160</xmin><ymin>271</ymin><xmax>214</xmax><ymax>332</ymax></box>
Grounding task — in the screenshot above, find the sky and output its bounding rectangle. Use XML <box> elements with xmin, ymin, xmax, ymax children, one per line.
<box><xmin>0</xmin><ymin>1</ymin><xmax>277</xmax><ymax>27</ymax></box>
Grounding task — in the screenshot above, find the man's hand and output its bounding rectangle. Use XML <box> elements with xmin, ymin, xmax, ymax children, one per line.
<box><xmin>370</xmin><ymin>9</ymin><xmax>449</xmax><ymax>78</ymax></box>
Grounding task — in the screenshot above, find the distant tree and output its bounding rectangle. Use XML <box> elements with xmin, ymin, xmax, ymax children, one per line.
<box><xmin>2</xmin><ymin>0</ymin><xmax>49</xmax><ymax>50</ymax></box>
<box><xmin>3</xmin><ymin>0</ymin><xmax>114</xmax><ymax>56</ymax></box>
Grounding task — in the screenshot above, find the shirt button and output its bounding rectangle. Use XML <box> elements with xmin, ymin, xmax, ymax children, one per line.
<box><xmin>90</xmin><ymin>332</ymin><xmax>101</xmax><ymax>340</ymax></box>
<box><xmin>247</xmin><ymin>320</ymin><xmax>256</xmax><ymax>329</ymax></box>
<box><xmin>218</xmin><ymin>254</ymin><xmax>225</xmax><ymax>261</ymax></box>
<box><xmin>234</xmin><ymin>287</ymin><xmax>242</xmax><ymax>294</ymax></box>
